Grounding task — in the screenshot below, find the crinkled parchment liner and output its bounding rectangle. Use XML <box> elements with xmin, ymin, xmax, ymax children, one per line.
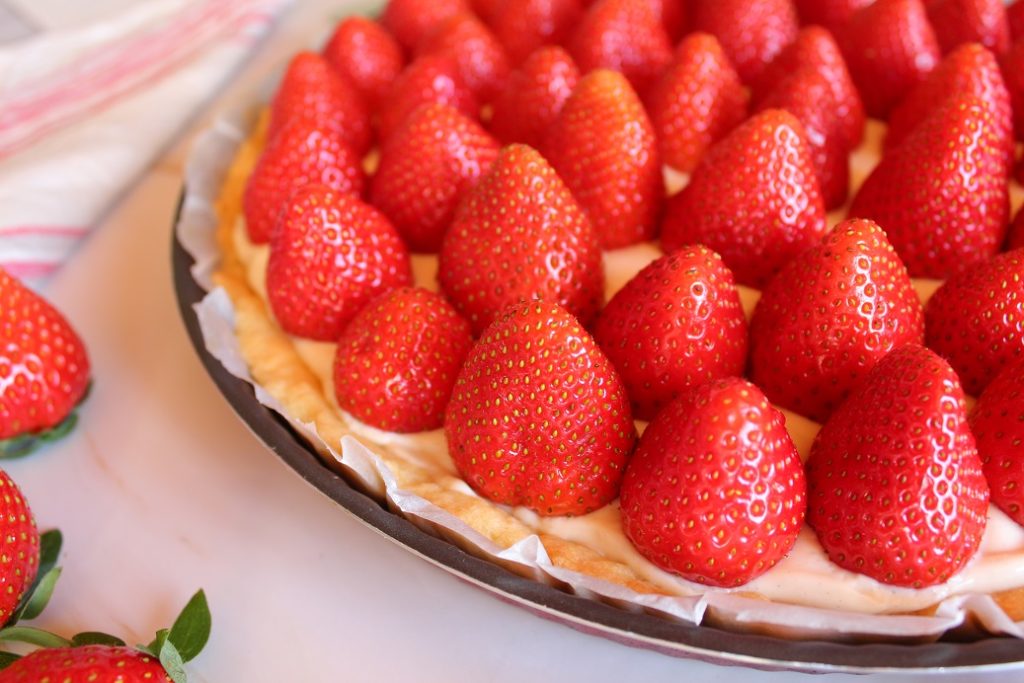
<box><xmin>175</xmin><ymin>94</ymin><xmax>1024</xmax><ymax>644</ymax></box>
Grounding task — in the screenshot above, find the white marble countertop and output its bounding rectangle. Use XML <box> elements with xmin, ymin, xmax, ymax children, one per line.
<box><xmin>2</xmin><ymin>0</ymin><xmax>1021</xmax><ymax>680</ymax></box>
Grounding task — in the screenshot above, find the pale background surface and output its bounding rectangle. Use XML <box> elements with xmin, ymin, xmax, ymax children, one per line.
<box><xmin>0</xmin><ymin>1</ymin><xmax>1020</xmax><ymax>680</ymax></box>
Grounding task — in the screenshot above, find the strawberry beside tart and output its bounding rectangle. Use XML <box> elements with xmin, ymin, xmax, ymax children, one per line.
<box><xmin>185</xmin><ymin>0</ymin><xmax>1024</xmax><ymax>645</ymax></box>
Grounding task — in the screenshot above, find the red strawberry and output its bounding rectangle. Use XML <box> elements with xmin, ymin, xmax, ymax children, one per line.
<box><xmin>755</xmin><ymin>67</ymin><xmax>850</xmax><ymax>209</ymax></box>
<box><xmin>750</xmin><ymin>219</ymin><xmax>925</xmax><ymax>423</ymax></box>
<box><xmin>445</xmin><ymin>300</ymin><xmax>636</xmax><ymax>517</ymax></box>
<box><xmin>1002</xmin><ymin>40</ymin><xmax>1024</xmax><ymax>140</ymax></box>
<box><xmin>266</xmin><ymin>185</ymin><xmax>412</xmax><ymax>341</ymax></box>
<box><xmin>0</xmin><ymin>647</ymin><xmax>170</xmax><ymax>682</ymax></box>
<box><xmin>752</xmin><ymin>26</ymin><xmax>865</xmax><ymax>149</ymax></box>
<box><xmin>592</xmin><ymin>246</ymin><xmax>748</xmax><ymax>420</ymax></box>
<box><xmin>1009</xmin><ymin>204</ymin><xmax>1024</xmax><ymax>251</ymax></box>
<box><xmin>926</xmin><ymin>0</ymin><xmax>1010</xmax><ymax>56</ymax></box>
<box><xmin>1010</xmin><ymin>0</ymin><xmax>1024</xmax><ymax>41</ymax></box>
<box><xmin>381</xmin><ymin>0</ymin><xmax>469</xmax><ymax>51</ymax></box>
<box><xmin>333</xmin><ymin>287</ymin><xmax>472</xmax><ymax>432</ymax></box>
<box><xmin>806</xmin><ymin>344</ymin><xmax>989</xmax><ymax>588</ymax></box>
<box><xmin>546</xmin><ymin>69</ymin><xmax>663</xmax><ymax>249</ymax></box>
<box><xmin>371</xmin><ymin>103</ymin><xmax>500</xmax><ymax>253</ymax></box>
<box><xmin>971</xmin><ymin>360</ymin><xmax>1024</xmax><ymax>525</ymax></box>
<box><xmin>649</xmin><ymin>0</ymin><xmax>687</xmax><ymax>40</ymax></box>
<box><xmin>322</xmin><ymin>17</ymin><xmax>404</xmax><ymax>108</ymax></box>
<box><xmin>849</xmin><ymin>95</ymin><xmax>1009</xmax><ymax>279</ymax></box>
<box><xmin>691</xmin><ymin>0</ymin><xmax>799</xmax><ymax>85</ymax></box>
<box><xmin>267</xmin><ymin>52</ymin><xmax>372</xmax><ymax>156</ymax></box>
<box><xmin>489</xmin><ymin>46</ymin><xmax>580</xmax><ymax>148</ymax></box>
<box><xmin>568</xmin><ymin>0</ymin><xmax>673</xmax><ymax>96</ymax></box>
<box><xmin>439</xmin><ymin>145</ymin><xmax>604</xmax><ymax>335</ymax></box>
<box><xmin>619</xmin><ymin>377</ymin><xmax>806</xmax><ymax>587</ymax></box>
<box><xmin>492</xmin><ymin>0</ymin><xmax>584</xmax><ymax>66</ymax></box>
<box><xmin>792</xmin><ymin>0</ymin><xmax>873</xmax><ymax>33</ymax></box>
<box><xmin>645</xmin><ymin>32</ymin><xmax>748</xmax><ymax>174</ymax></box>
<box><xmin>416</xmin><ymin>13</ymin><xmax>511</xmax><ymax>102</ymax></box>
<box><xmin>661</xmin><ymin>109</ymin><xmax>827</xmax><ymax>288</ymax></box>
<box><xmin>242</xmin><ymin>120</ymin><xmax>365</xmax><ymax>245</ymax></box>
<box><xmin>838</xmin><ymin>0</ymin><xmax>941</xmax><ymax>118</ymax></box>
<box><xmin>885</xmin><ymin>43</ymin><xmax>1013</xmax><ymax>166</ymax></box>
<box><xmin>377</xmin><ymin>54</ymin><xmax>479</xmax><ymax>140</ymax></box>
<box><xmin>924</xmin><ymin>248</ymin><xmax>1024</xmax><ymax>395</ymax></box>
<box><xmin>0</xmin><ymin>268</ymin><xmax>90</xmax><ymax>451</ymax></box>
<box><xmin>0</xmin><ymin>470</ymin><xmax>39</xmax><ymax>624</ymax></box>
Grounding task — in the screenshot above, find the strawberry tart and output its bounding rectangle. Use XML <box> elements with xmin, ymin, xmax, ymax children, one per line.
<box><xmin>191</xmin><ymin>0</ymin><xmax>1024</xmax><ymax>642</ymax></box>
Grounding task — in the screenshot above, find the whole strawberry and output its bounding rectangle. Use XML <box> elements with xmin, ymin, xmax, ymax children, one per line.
<box><xmin>885</xmin><ymin>43</ymin><xmax>1013</xmax><ymax>167</ymax></box>
<box><xmin>645</xmin><ymin>33</ymin><xmax>748</xmax><ymax>175</ymax></box>
<box><xmin>370</xmin><ymin>103</ymin><xmax>499</xmax><ymax>253</ymax></box>
<box><xmin>661</xmin><ymin>109</ymin><xmax>827</xmax><ymax>288</ymax></box>
<box><xmin>568</xmin><ymin>0</ymin><xmax>673</xmax><ymax>97</ymax></box>
<box><xmin>0</xmin><ymin>470</ymin><xmax>39</xmax><ymax>625</ymax></box>
<box><xmin>593</xmin><ymin>246</ymin><xmax>748</xmax><ymax>421</ymax></box>
<box><xmin>445</xmin><ymin>300</ymin><xmax>636</xmax><ymax>517</ymax></box>
<box><xmin>924</xmin><ymin>248</ymin><xmax>1024</xmax><ymax>395</ymax></box>
<box><xmin>376</xmin><ymin>54</ymin><xmax>479</xmax><ymax>140</ymax></box>
<box><xmin>546</xmin><ymin>69</ymin><xmax>663</xmax><ymax>249</ymax></box>
<box><xmin>752</xmin><ymin>26</ymin><xmax>865</xmax><ymax>150</ymax></box>
<box><xmin>381</xmin><ymin>0</ymin><xmax>468</xmax><ymax>51</ymax></box>
<box><xmin>416</xmin><ymin>13</ymin><xmax>511</xmax><ymax>102</ymax></box>
<box><xmin>0</xmin><ymin>268</ymin><xmax>90</xmax><ymax>454</ymax></box>
<box><xmin>491</xmin><ymin>0</ymin><xmax>583</xmax><ymax>66</ymax></box>
<box><xmin>792</xmin><ymin>0</ymin><xmax>873</xmax><ymax>33</ymax></box>
<box><xmin>926</xmin><ymin>0</ymin><xmax>1010</xmax><ymax>56</ymax></box>
<box><xmin>266</xmin><ymin>185</ymin><xmax>412</xmax><ymax>341</ymax></box>
<box><xmin>838</xmin><ymin>0</ymin><xmax>941</xmax><ymax>118</ymax></box>
<box><xmin>267</xmin><ymin>52</ymin><xmax>371</xmax><ymax>156</ymax></box>
<box><xmin>619</xmin><ymin>377</ymin><xmax>806</xmax><ymax>587</ymax></box>
<box><xmin>333</xmin><ymin>287</ymin><xmax>472</xmax><ymax>432</ymax></box>
<box><xmin>849</xmin><ymin>94</ymin><xmax>1009</xmax><ymax>279</ymax></box>
<box><xmin>489</xmin><ymin>46</ymin><xmax>580</xmax><ymax>149</ymax></box>
<box><xmin>242</xmin><ymin>119</ymin><xmax>365</xmax><ymax>245</ymax></box>
<box><xmin>322</xmin><ymin>17</ymin><xmax>404</xmax><ymax>108</ymax></box>
<box><xmin>806</xmin><ymin>344</ymin><xmax>989</xmax><ymax>588</ymax></box>
<box><xmin>439</xmin><ymin>144</ymin><xmax>604</xmax><ymax>335</ymax></box>
<box><xmin>750</xmin><ymin>219</ymin><xmax>925</xmax><ymax>423</ymax></box>
<box><xmin>971</xmin><ymin>361</ymin><xmax>1024</xmax><ymax>525</ymax></box>
<box><xmin>691</xmin><ymin>0</ymin><xmax>799</xmax><ymax>85</ymax></box>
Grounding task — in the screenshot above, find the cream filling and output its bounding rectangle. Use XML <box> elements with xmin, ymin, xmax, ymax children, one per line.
<box><xmin>232</xmin><ymin>120</ymin><xmax>1024</xmax><ymax>614</ymax></box>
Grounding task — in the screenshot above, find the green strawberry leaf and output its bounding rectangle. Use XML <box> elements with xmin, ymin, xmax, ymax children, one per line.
<box><xmin>166</xmin><ymin>590</ymin><xmax>210</xmax><ymax>663</ymax></box>
<box><xmin>0</xmin><ymin>626</ymin><xmax>71</xmax><ymax>648</ymax></box>
<box><xmin>72</xmin><ymin>631</ymin><xmax>126</xmax><ymax>647</ymax></box>
<box><xmin>159</xmin><ymin>638</ymin><xmax>188</xmax><ymax>683</ymax></box>
<box><xmin>9</xmin><ymin>530</ymin><xmax>63</xmax><ymax>625</ymax></box>
<box><xmin>141</xmin><ymin>628</ymin><xmax>168</xmax><ymax>658</ymax></box>
<box><xmin>0</xmin><ymin>651</ymin><xmax>21</xmax><ymax>669</ymax></box>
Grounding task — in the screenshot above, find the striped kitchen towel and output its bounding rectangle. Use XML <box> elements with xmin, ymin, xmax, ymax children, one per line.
<box><xmin>0</xmin><ymin>0</ymin><xmax>292</xmax><ymax>285</ymax></box>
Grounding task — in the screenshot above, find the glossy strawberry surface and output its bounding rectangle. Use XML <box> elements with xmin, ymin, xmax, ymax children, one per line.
<box><xmin>333</xmin><ymin>287</ymin><xmax>473</xmax><ymax>432</ymax></box>
<box><xmin>971</xmin><ymin>361</ymin><xmax>1024</xmax><ymax>526</ymax></box>
<box><xmin>439</xmin><ymin>145</ymin><xmax>604</xmax><ymax>335</ymax></box>
<box><xmin>0</xmin><ymin>469</ymin><xmax>38</xmax><ymax>625</ymax></box>
<box><xmin>416</xmin><ymin>13</ymin><xmax>511</xmax><ymax>102</ymax></box>
<box><xmin>491</xmin><ymin>0</ymin><xmax>584</xmax><ymax>65</ymax></box>
<box><xmin>593</xmin><ymin>246</ymin><xmax>748</xmax><ymax>421</ymax></box>
<box><xmin>850</xmin><ymin>95</ymin><xmax>1009</xmax><ymax>279</ymax></box>
<box><xmin>924</xmin><ymin>248</ymin><xmax>1024</xmax><ymax>395</ymax></box>
<box><xmin>266</xmin><ymin>185</ymin><xmax>412</xmax><ymax>341</ymax></box>
<box><xmin>381</xmin><ymin>0</ymin><xmax>469</xmax><ymax>50</ymax></box>
<box><xmin>645</xmin><ymin>33</ymin><xmax>748</xmax><ymax>174</ymax></box>
<box><xmin>0</xmin><ymin>268</ymin><xmax>90</xmax><ymax>441</ymax></box>
<box><xmin>371</xmin><ymin>103</ymin><xmax>499</xmax><ymax>253</ymax></box>
<box><xmin>267</xmin><ymin>52</ymin><xmax>372</xmax><ymax>156</ymax></box>
<box><xmin>926</xmin><ymin>0</ymin><xmax>1010</xmax><ymax>55</ymax></box>
<box><xmin>445</xmin><ymin>300</ymin><xmax>636</xmax><ymax>517</ymax></box>
<box><xmin>242</xmin><ymin>119</ymin><xmax>365</xmax><ymax>245</ymax></box>
<box><xmin>0</xmin><ymin>646</ymin><xmax>170</xmax><ymax>683</ymax></box>
<box><xmin>620</xmin><ymin>377</ymin><xmax>806</xmax><ymax>587</ymax></box>
<box><xmin>376</xmin><ymin>54</ymin><xmax>479</xmax><ymax>140</ymax></box>
<box><xmin>489</xmin><ymin>46</ymin><xmax>580</xmax><ymax>148</ymax></box>
<box><xmin>661</xmin><ymin>109</ymin><xmax>827</xmax><ymax>288</ymax></box>
<box><xmin>792</xmin><ymin>0</ymin><xmax>873</xmax><ymax>33</ymax></box>
<box><xmin>1002</xmin><ymin>40</ymin><xmax>1024</xmax><ymax>140</ymax></box>
<box><xmin>806</xmin><ymin>345</ymin><xmax>989</xmax><ymax>588</ymax></box>
<box><xmin>322</xmin><ymin>16</ymin><xmax>405</xmax><ymax>108</ymax></box>
<box><xmin>750</xmin><ymin>219</ymin><xmax>925</xmax><ymax>423</ymax></box>
<box><xmin>546</xmin><ymin>70</ymin><xmax>663</xmax><ymax>249</ymax></box>
<box><xmin>691</xmin><ymin>0</ymin><xmax>799</xmax><ymax>85</ymax></box>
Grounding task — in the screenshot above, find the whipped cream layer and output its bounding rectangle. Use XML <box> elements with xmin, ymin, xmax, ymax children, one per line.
<box><xmin>232</xmin><ymin>120</ymin><xmax>1024</xmax><ymax>615</ymax></box>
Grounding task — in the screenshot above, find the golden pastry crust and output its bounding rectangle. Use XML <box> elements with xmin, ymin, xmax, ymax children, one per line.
<box><xmin>208</xmin><ymin>112</ymin><xmax>1024</xmax><ymax>633</ymax></box>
